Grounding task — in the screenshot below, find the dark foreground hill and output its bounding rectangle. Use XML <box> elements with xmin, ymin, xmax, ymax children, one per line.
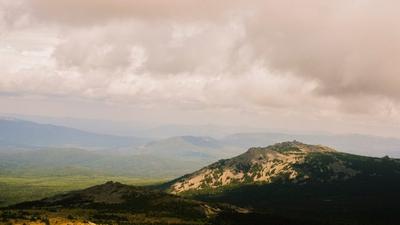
<box><xmin>2</xmin><ymin>181</ymin><xmax>223</xmax><ymax>224</ymax></box>
<box><xmin>0</xmin><ymin>182</ymin><xmax>346</xmax><ymax>225</ymax></box>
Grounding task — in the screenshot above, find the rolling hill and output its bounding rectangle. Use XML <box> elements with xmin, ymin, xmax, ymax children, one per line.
<box><xmin>4</xmin><ymin>181</ymin><xmax>224</xmax><ymax>225</ymax></box>
<box><xmin>137</xmin><ymin>136</ymin><xmax>242</xmax><ymax>162</ymax></box>
<box><xmin>2</xmin><ymin>181</ymin><xmax>319</xmax><ymax>225</ymax></box>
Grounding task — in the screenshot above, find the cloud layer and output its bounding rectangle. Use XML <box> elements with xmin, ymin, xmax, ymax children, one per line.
<box><xmin>1</xmin><ymin>0</ymin><xmax>400</xmax><ymax>134</ymax></box>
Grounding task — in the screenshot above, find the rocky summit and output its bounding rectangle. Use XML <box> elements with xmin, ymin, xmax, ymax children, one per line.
<box><xmin>169</xmin><ymin>141</ymin><xmax>386</xmax><ymax>193</ymax></box>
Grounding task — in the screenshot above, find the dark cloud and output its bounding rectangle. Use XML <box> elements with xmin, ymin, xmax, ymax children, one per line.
<box><xmin>2</xmin><ymin>0</ymin><xmax>400</xmax><ymax>119</ymax></box>
<box><xmin>27</xmin><ymin>0</ymin><xmax>400</xmax><ymax>102</ymax></box>
<box><xmin>29</xmin><ymin>0</ymin><xmax>240</xmax><ymax>25</ymax></box>
<box><xmin>243</xmin><ymin>0</ymin><xmax>400</xmax><ymax>102</ymax></box>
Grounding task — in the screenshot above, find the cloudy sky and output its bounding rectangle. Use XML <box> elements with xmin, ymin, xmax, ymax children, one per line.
<box><xmin>1</xmin><ymin>0</ymin><xmax>400</xmax><ymax>137</ymax></box>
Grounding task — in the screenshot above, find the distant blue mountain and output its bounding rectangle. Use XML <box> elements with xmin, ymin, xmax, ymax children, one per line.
<box><xmin>0</xmin><ymin>118</ymin><xmax>149</xmax><ymax>150</ymax></box>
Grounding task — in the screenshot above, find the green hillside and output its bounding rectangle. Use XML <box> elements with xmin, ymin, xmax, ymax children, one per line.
<box><xmin>164</xmin><ymin>141</ymin><xmax>400</xmax><ymax>225</ymax></box>
<box><xmin>167</xmin><ymin>141</ymin><xmax>400</xmax><ymax>194</ymax></box>
<box><xmin>0</xmin><ymin>176</ymin><xmax>165</xmax><ymax>207</ymax></box>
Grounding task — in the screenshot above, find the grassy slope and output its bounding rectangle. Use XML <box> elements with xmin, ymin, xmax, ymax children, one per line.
<box><xmin>0</xmin><ymin>175</ymin><xmax>167</xmax><ymax>207</ymax></box>
<box><xmin>187</xmin><ymin>152</ymin><xmax>400</xmax><ymax>225</ymax></box>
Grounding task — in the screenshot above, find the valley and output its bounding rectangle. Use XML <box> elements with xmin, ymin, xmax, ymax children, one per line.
<box><xmin>0</xmin><ymin>175</ymin><xmax>166</xmax><ymax>208</ymax></box>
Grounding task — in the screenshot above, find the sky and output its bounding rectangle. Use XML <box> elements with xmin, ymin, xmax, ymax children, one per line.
<box><xmin>1</xmin><ymin>0</ymin><xmax>400</xmax><ymax>137</ymax></box>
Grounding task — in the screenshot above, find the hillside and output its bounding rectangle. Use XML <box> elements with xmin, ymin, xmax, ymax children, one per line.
<box><xmin>3</xmin><ymin>181</ymin><xmax>223</xmax><ymax>225</ymax></box>
<box><xmin>167</xmin><ymin>141</ymin><xmax>400</xmax><ymax>194</ymax></box>
<box><xmin>13</xmin><ymin>181</ymin><xmax>211</xmax><ymax>213</ymax></box>
<box><xmin>138</xmin><ymin>136</ymin><xmax>242</xmax><ymax>162</ymax></box>
<box><xmin>2</xmin><ymin>181</ymin><xmax>328</xmax><ymax>225</ymax></box>
<box><xmin>163</xmin><ymin>141</ymin><xmax>400</xmax><ymax>225</ymax></box>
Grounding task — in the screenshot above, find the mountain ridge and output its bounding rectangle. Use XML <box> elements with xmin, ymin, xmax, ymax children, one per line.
<box><xmin>167</xmin><ymin>141</ymin><xmax>400</xmax><ymax>194</ymax></box>
<box><xmin>0</xmin><ymin>118</ymin><xmax>149</xmax><ymax>151</ymax></box>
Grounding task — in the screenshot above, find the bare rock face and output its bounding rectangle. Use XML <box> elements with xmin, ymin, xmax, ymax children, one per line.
<box><xmin>169</xmin><ymin>141</ymin><xmax>360</xmax><ymax>193</ymax></box>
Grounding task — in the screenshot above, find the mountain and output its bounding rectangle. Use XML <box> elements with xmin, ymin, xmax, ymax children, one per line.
<box><xmin>168</xmin><ymin>141</ymin><xmax>328</xmax><ymax>193</ymax></box>
<box><xmin>168</xmin><ymin>141</ymin><xmax>400</xmax><ymax>193</ymax></box>
<box><xmin>138</xmin><ymin>136</ymin><xmax>241</xmax><ymax>162</ymax></box>
<box><xmin>163</xmin><ymin>141</ymin><xmax>400</xmax><ymax>225</ymax></box>
<box><xmin>222</xmin><ymin>132</ymin><xmax>400</xmax><ymax>157</ymax></box>
<box><xmin>0</xmin><ymin>118</ymin><xmax>149</xmax><ymax>151</ymax></box>
<box><xmin>2</xmin><ymin>116</ymin><xmax>400</xmax><ymax>158</ymax></box>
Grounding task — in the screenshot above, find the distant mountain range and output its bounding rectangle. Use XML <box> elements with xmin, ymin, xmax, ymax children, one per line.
<box><xmin>138</xmin><ymin>136</ymin><xmax>242</xmax><ymax>161</ymax></box>
<box><xmin>0</xmin><ymin>118</ymin><xmax>149</xmax><ymax>151</ymax></box>
<box><xmin>2</xmin><ymin>117</ymin><xmax>400</xmax><ymax>158</ymax></box>
<box><xmin>1</xmin><ymin>118</ymin><xmax>400</xmax><ymax>180</ymax></box>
